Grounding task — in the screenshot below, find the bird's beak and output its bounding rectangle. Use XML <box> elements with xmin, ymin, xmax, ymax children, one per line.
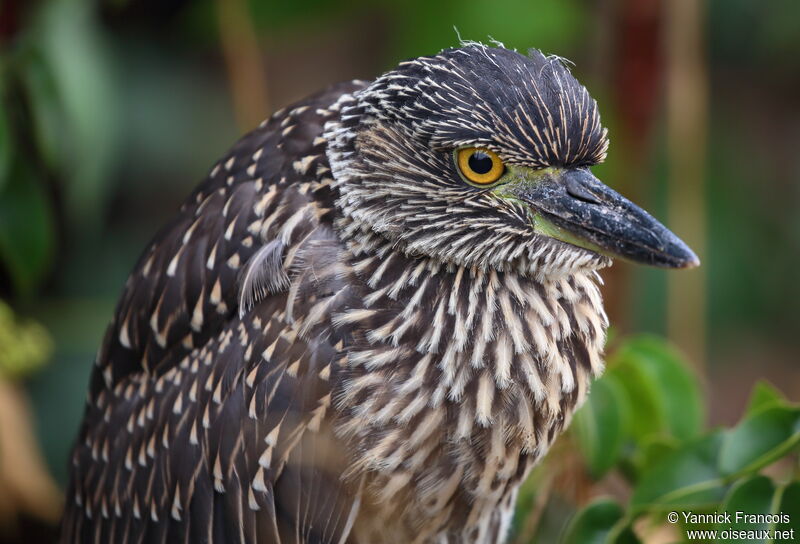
<box><xmin>502</xmin><ymin>167</ymin><xmax>700</xmax><ymax>268</ymax></box>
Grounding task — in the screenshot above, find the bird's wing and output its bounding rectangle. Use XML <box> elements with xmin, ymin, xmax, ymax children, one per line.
<box><xmin>61</xmin><ymin>80</ymin><xmax>369</xmax><ymax>544</ymax></box>
<box><xmin>90</xmin><ymin>81</ymin><xmax>364</xmax><ymax>393</ymax></box>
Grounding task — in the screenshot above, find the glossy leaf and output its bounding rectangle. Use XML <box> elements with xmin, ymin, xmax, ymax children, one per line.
<box><xmin>632</xmin><ymin>436</ymin><xmax>679</xmax><ymax>476</ymax></box>
<box><xmin>610</xmin><ymin>335</ymin><xmax>704</xmax><ymax>441</ymax></box>
<box><xmin>17</xmin><ymin>49</ymin><xmax>64</xmax><ymax>171</ymax></box>
<box><xmin>745</xmin><ymin>380</ymin><xmax>785</xmax><ymax>415</ymax></box>
<box><xmin>717</xmin><ymin>475</ymin><xmax>775</xmax><ymax>541</ymax></box>
<box><xmin>718</xmin><ymin>405</ymin><xmax>800</xmax><ymax>476</ymax></box>
<box><xmin>631</xmin><ymin>431</ymin><xmax>726</xmax><ymax>511</ymax></box>
<box><xmin>561</xmin><ymin>498</ymin><xmax>638</xmax><ymax>544</ymax></box>
<box><xmin>605</xmin><ymin>362</ymin><xmax>662</xmax><ymax>441</ymax></box>
<box><xmin>572</xmin><ymin>374</ymin><xmax>629</xmax><ymax>477</ymax></box>
<box><xmin>25</xmin><ymin>0</ymin><xmax>119</xmax><ymax>228</ymax></box>
<box><xmin>0</xmin><ymin>160</ymin><xmax>55</xmax><ymax>295</ymax></box>
<box><xmin>772</xmin><ymin>481</ymin><xmax>800</xmax><ymax>540</ymax></box>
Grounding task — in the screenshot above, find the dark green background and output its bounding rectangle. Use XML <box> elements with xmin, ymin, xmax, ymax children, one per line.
<box><xmin>1</xmin><ymin>0</ymin><xmax>798</xmax><ymax>540</ymax></box>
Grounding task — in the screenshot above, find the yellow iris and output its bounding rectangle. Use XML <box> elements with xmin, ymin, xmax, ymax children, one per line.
<box><xmin>456</xmin><ymin>147</ymin><xmax>505</xmax><ymax>185</ymax></box>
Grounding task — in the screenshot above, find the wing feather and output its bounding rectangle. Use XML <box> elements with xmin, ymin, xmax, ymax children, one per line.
<box><xmin>61</xmin><ymin>81</ymin><xmax>369</xmax><ymax>544</ymax></box>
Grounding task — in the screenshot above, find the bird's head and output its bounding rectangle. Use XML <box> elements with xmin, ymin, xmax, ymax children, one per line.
<box><xmin>326</xmin><ymin>44</ymin><xmax>699</xmax><ymax>278</ymax></box>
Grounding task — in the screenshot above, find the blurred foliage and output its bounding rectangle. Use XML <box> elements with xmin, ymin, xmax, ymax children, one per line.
<box><xmin>0</xmin><ymin>0</ymin><xmax>118</xmax><ymax>296</ymax></box>
<box><xmin>513</xmin><ymin>335</ymin><xmax>800</xmax><ymax>543</ymax></box>
<box><xmin>0</xmin><ymin>0</ymin><xmax>799</xmax><ymax>541</ymax></box>
<box><xmin>21</xmin><ymin>0</ymin><xmax>118</xmax><ymax>230</ymax></box>
<box><xmin>0</xmin><ymin>379</ymin><xmax>63</xmax><ymax>532</ymax></box>
<box><xmin>0</xmin><ymin>303</ymin><xmax>60</xmax><ymax>534</ymax></box>
<box><xmin>0</xmin><ymin>301</ymin><xmax>52</xmax><ymax>378</ymax></box>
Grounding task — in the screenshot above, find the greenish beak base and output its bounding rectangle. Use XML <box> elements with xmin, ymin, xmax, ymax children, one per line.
<box><xmin>494</xmin><ymin>166</ymin><xmax>700</xmax><ymax>269</ymax></box>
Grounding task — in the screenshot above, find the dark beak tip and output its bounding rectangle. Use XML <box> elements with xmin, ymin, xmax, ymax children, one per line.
<box><xmin>515</xmin><ymin>169</ymin><xmax>703</xmax><ymax>270</ymax></box>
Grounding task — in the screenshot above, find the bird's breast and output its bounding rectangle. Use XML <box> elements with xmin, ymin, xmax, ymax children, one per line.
<box><xmin>325</xmin><ymin>234</ymin><xmax>608</xmax><ymax>542</ymax></box>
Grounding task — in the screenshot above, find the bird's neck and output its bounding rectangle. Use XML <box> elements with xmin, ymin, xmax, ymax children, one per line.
<box><xmin>333</xmin><ymin>215</ymin><xmax>608</xmax><ymax>469</ymax></box>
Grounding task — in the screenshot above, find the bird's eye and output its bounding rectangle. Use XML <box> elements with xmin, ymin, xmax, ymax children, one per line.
<box><xmin>455</xmin><ymin>147</ymin><xmax>505</xmax><ymax>186</ymax></box>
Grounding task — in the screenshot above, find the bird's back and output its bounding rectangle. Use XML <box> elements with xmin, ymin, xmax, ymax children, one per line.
<box><xmin>61</xmin><ymin>80</ymin><xmax>370</xmax><ymax>544</ymax></box>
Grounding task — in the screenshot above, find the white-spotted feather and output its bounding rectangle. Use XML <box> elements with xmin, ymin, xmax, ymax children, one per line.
<box><xmin>238</xmin><ymin>239</ymin><xmax>290</xmax><ymax>317</ymax></box>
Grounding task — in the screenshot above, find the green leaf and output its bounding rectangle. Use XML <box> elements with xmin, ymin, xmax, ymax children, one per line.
<box><xmin>718</xmin><ymin>405</ymin><xmax>800</xmax><ymax>476</ymax></box>
<box><xmin>772</xmin><ymin>481</ymin><xmax>800</xmax><ymax>540</ymax></box>
<box><xmin>561</xmin><ymin>498</ymin><xmax>638</xmax><ymax>544</ymax></box>
<box><xmin>605</xmin><ymin>360</ymin><xmax>662</xmax><ymax>441</ymax></box>
<box><xmin>631</xmin><ymin>431</ymin><xmax>727</xmax><ymax>511</ymax></box>
<box><xmin>0</xmin><ymin>159</ymin><xmax>55</xmax><ymax>295</ymax></box>
<box><xmin>17</xmin><ymin>49</ymin><xmax>64</xmax><ymax>172</ymax></box>
<box><xmin>609</xmin><ymin>335</ymin><xmax>704</xmax><ymax>441</ymax></box>
<box><xmin>24</xmin><ymin>0</ymin><xmax>119</xmax><ymax>229</ymax></box>
<box><xmin>745</xmin><ymin>380</ymin><xmax>786</xmax><ymax>415</ymax></box>
<box><xmin>572</xmin><ymin>373</ymin><xmax>629</xmax><ymax>477</ymax></box>
<box><xmin>632</xmin><ymin>436</ymin><xmax>680</xmax><ymax>475</ymax></box>
<box><xmin>0</xmin><ymin>88</ymin><xmax>12</xmax><ymax>191</ymax></box>
<box><xmin>717</xmin><ymin>475</ymin><xmax>775</xmax><ymax>542</ymax></box>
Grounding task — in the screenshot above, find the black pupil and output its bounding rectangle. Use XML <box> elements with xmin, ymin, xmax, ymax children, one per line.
<box><xmin>468</xmin><ymin>151</ymin><xmax>494</xmax><ymax>175</ymax></box>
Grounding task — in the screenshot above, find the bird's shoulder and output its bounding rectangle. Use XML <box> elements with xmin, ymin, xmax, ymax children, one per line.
<box><xmin>63</xmin><ymin>80</ymin><xmax>373</xmax><ymax>543</ymax></box>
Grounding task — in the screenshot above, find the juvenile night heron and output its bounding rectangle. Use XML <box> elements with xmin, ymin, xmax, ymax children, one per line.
<box><xmin>61</xmin><ymin>44</ymin><xmax>698</xmax><ymax>544</ymax></box>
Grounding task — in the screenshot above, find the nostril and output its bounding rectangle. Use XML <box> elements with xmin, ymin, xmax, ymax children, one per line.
<box><xmin>565</xmin><ymin>176</ymin><xmax>602</xmax><ymax>205</ymax></box>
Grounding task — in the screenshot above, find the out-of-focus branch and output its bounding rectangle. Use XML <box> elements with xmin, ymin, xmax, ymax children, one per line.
<box><xmin>597</xmin><ymin>0</ymin><xmax>663</xmax><ymax>330</ymax></box>
<box><xmin>512</xmin><ymin>471</ymin><xmax>554</xmax><ymax>544</ymax></box>
<box><xmin>665</xmin><ymin>0</ymin><xmax>708</xmax><ymax>368</ymax></box>
<box><xmin>215</xmin><ymin>0</ymin><xmax>269</xmax><ymax>130</ymax></box>
<box><xmin>0</xmin><ymin>379</ymin><xmax>63</xmax><ymax>528</ymax></box>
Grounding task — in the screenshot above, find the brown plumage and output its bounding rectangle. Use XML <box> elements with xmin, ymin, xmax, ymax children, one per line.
<box><xmin>61</xmin><ymin>44</ymin><xmax>697</xmax><ymax>544</ymax></box>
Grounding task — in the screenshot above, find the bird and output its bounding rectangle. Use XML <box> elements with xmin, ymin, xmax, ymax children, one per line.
<box><xmin>60</xmin><ymin>43</ymin><xmax>699</xmax><ymax>544</ymax></box>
